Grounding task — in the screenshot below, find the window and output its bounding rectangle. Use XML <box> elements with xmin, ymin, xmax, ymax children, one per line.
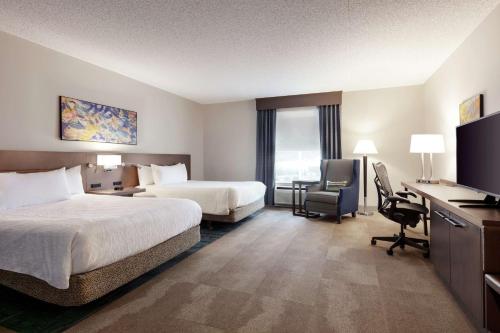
<box><xmin>275</xmin><ymin>107</ymin><xmax>321</xmax><ymax>185</ymax></box>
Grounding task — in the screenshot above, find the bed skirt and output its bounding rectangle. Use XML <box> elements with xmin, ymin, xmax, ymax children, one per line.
<box><xmin>202</xmin><ymin>197</ymin><xmax>265</xmax><ymax>223</ymax></box>
<box><xmin>0</xmin><ymin>225</ymin><xmax>200</xmax><ymax>306</ymax></box>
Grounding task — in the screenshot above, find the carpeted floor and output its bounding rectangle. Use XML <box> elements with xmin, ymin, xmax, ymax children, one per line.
<box><xmin>0</xmin><ymin>220</ymin><xmax>246</xmax><ymax>333</ymax></box>
<box><xmin>67</xmin><ymin>208</ymin><xmax>476</xmax><ymax>333</ymax></box>
<box><xmin>1</xmin><ymin>208</ymin><xmax>478</xmax><ymax>332</ymax></box>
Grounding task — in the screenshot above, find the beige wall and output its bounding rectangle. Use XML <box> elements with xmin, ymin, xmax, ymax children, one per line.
<box><xmin>423</xmin><ymin>4</ymin><xmax>500</xmax><ymax>182</ymax></box>
<box><xmin>342</xmin><ymin>86</ymin><xmax>425</xmax><ymax>206</ymax></box>
<box><xmin>0</xmin><ymin>31</ymin><xmax>205</xmax><ymax>179</ymax></box>
<box><xmin>202</xmin><ymin>86</ymin><xmax>425</xmax><ymax>206</ymax></box>
<box><xmin>203</xmin><ymin>100</ymin><xmax>257</xmax><ymax>181</ymax></box>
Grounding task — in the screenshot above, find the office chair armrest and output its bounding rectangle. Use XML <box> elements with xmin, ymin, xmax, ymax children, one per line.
<box><xmin>396</xmin><ymin>191</ymin><xmax>417</xmax><ymax>199</ymax></box>
<box><xmin>387</xmin><ymin>195</ymin><xmax>411</xmax><ymax>204</ymax></box>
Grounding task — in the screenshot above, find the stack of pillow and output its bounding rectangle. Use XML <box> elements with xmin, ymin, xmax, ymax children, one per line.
<box><xmin>137</xmin><ymin>163</ymin><xmax>188</xmax><ymax>187</ymax></box>
<box><xmin>0</xmin><ymin>166</ymin><xmax>84</xmax><ymax>210</ymax></box>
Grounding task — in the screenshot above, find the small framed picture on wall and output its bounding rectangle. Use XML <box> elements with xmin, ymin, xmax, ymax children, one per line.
<box><xmin>459</xmin><ymin>94</ymin><xmax>483</xmax><ymax>125</ymax></box>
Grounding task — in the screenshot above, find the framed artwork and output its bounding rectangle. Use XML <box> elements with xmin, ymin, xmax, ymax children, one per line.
<box><xmin>459</xmin><ymin>94</ymin><xmax>483</xmax><ymax>125</ymax></box>
<box><xmin>60</xmin><ymin>96</ymin><xmax>137</xmax><ymax>145</ymax></box>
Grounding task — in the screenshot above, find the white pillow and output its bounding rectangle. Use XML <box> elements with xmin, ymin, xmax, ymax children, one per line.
<box><xmin>137</xmin><ymin>164</ymin><xmax>154</xmax><ymax>187</ymax></box>
<box><xmin>0</xmin><ymin>168</ymin><xmax>71</xmax><ymax>209</ymax></box>
<box><xmin>151</xmin><ymin>163</ymin><xmax>188</xmax><ymax>185</ymax></box>
<box><xmin>66</xmin><ymin>165</ymin><xmax>85</xmax><ymax>195</ymax></box>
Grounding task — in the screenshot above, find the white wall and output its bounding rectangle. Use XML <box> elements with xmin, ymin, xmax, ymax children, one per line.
<box><xmin>203</xmin><ymin>100</ymin><xmax>257</xmax><ymax>181</ymax></box>
<box><xmin>423</xmin><ymin>4</ymin><xmax>500</xmax><ymax>181</ymax></box>
<box><xmin>342</xmin><ymin>85</ymin><xmax>425</xmax><ymax>206</ymax></box>
<box><xmin>202</xmin><ymin>86</ymin><xmax>425</xmax><ymax>206</ymax></box>
<box><xmin>0</xmin><ymin>31</ymin><xmax>205</xmax><ymax>179</ymax></box>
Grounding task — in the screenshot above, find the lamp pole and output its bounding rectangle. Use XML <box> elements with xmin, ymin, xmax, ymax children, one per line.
<box><xmin>353</xmin><ymin>139</ymin><xmax>377</xmax><ymax>216</ymax></box>
<box><xmin>359</xmin><ymin>154</ymin><xmax>372</xmax><ymax>216</ymax></box>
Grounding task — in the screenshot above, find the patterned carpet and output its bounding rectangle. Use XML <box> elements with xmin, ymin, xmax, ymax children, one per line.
<box><xmin>0</xmin><ymin>220</ymin><xmax>248</xmax><ymax>333</ymax></box>
<box><xmin>66</xmin><ymin>208</ymin><xmax>477</xmax><ymax>333</ymax></box>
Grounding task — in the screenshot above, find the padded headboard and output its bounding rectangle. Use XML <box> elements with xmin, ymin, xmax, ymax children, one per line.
<box><xmin>0</xmin><ymin>150</ymin><xmax>191</xmax><ymax>191</ymax></box>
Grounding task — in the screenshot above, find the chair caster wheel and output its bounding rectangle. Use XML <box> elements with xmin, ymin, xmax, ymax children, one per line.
<box><xmin>386</xmin><ymin>249</ymin><xmax>393</xmax><ymax>256</ymax></box>
<box><xmin>423</xmin><ymin>252</ymin><xmax>430</xmax><ymax>258</ymax></box>
<box><xmin>423</xmin><ymin>242</ymin><xmax>429</xmax><ymax>248</ymax></box>
<box><xmin>399</xmin><ymin>244</ymin><xmax>405</xmax><ymax>249</ymax></box>
<box><xmin>371</xmin><ymin>239</ymin><xmax>376</xmax><ymax>245</ymax></box>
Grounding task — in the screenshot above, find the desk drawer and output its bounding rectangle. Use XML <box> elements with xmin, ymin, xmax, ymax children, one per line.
<box><xmin>448</xmin><ymin>213</ymin><xmax>483</xmax><ymax>327</ymax></box>
<box><xmin>484</xmin><ymin>226</ymin><xmax>500</xmax><ymax>273</ymax></box>
<box><xmin>430</xmin><ymin>203</ymin><xmax>451</xmax><ymax>284</ymax></box>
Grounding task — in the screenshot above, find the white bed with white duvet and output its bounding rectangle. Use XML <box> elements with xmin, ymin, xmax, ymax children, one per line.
<box><xmin>134</xmin><ymin>164</ymin><xmax>266</xmax><ymax>222</ymax></box>
<box><xmin>0</xmin><ymin>194</ymin><xmax>201</xmax><ymax>289</ymax></box>
<box><xmin>0</xmin><ymin>167</ymin><xmax>202</xmax><ymax>305</ymax></box>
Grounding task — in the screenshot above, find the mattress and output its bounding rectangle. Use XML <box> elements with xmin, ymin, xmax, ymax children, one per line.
<box><xmin>0</xmin><ymin>194</ymin><xmax>202</xmax><ymax>289</ymax></box>
<box><xmin>135</xmin><ymin>180</ymin><xmax>266</xmax><ymax>215</ymax></box>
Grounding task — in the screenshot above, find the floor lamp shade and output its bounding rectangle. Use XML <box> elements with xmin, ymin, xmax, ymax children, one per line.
<box><xmin>353</xmin><ymin>140</ymin><xmax>378</xmax><ymax>216</ymax></box>
<box><xmin>353</xmin><ymin>140</ymin><xmax>378</xmax><ymax>155</ymax></box>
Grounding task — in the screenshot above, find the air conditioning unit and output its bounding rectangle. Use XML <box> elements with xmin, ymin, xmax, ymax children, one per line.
<box><xmin>274</xmin><ymin>185</ymin><xmax>305</xmax><ymax>206</ymax></box>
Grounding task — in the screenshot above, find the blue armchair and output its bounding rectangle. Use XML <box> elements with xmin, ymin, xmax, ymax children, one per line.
<box><xmin>304</xmin><ymin>159</ymin><xmax>360</xmax><ymax>223</ymax></box>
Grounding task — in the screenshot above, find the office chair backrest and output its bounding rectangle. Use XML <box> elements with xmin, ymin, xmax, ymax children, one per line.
<box><xmin>372</xmin><ymin>162</ymin><xmax>394</xmax><ymax>210</ymax></box>
<box><xmin>320</xmin><ymin>159</ymin><xmax>354</xmax><ymax>190</ymax></box>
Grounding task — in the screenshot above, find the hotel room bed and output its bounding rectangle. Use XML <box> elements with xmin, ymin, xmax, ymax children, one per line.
<box><xmin>134</xmin><ymin>180</ymin><xmax>266</xmax><ymax>222</ymax></box>
<box><xmin>0</xmin><ymin>194</ymin><xmax>202</xmax><ymax>306</ymax></box>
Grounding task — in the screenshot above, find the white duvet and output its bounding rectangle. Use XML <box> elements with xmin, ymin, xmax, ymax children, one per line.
<box><xmin>0</xmin><ymin>194</ymin><xmax>201</xmax><ymax>289</ymax></box>
<box><xmin>135</xmin><ymin>180</ymin><xmax>266</xmax><ymax>215</ymax></box>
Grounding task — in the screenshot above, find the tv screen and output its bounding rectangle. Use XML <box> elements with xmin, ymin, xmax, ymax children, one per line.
<box><xmin>456</xmin><ymin>111</ymin><xmax>500</xmax><ymax>197</ymax></box>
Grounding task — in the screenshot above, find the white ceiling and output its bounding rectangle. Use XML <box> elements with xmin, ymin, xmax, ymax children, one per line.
<box><xmin>0</xmin><ymin>0</ymin><xmax>498</xmax><ymax>104</ymax></box>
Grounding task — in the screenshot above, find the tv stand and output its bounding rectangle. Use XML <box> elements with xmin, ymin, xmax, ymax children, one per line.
<box><xmin>449</xmin><ymin>195</ymin><xmax>499</xmax><ymax>209</ymax></box>
<box><xmin>402</xmin><ymin>181</ymin><xmax>500</xmax><ymax>331</ymax></box>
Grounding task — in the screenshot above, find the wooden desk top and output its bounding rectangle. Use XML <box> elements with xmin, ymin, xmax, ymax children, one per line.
<box><xmin>402</xmin><ymin>181</ymin><xmax>500</xmax><ymax>227</ymax></box>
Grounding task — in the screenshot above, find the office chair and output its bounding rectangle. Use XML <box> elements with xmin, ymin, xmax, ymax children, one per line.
<box><xmin>370</xmin><ymin>162</ymin><xmax>430</xmax><ymax>257</ymax></box>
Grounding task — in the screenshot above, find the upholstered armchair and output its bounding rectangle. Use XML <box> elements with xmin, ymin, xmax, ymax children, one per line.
<box><xmin>304</xmin><ymin>159</ymin><xmax>360</xmax><ymax>223</ymax></box>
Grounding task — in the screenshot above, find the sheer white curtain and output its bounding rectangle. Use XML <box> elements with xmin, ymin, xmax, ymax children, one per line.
<box><xmin>275</xmin><ymin>107</ymin><xmax>321</xmax><ymax>185</ymax></box>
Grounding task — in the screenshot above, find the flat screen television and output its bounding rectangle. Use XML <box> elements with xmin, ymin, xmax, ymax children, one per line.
<box><xmin>456</xmin><ymin>111</ymin><xmax>500</xmax><ymax>198</ymax></box>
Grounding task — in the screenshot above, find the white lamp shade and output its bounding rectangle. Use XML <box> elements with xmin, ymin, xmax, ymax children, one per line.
<box><xmin>353</xmin><ymin>139</ymin><xmax>378</xmax><ymax>155</ymax></box>
<box><xmin>97</xmin><ymin>154</ymin><xmax>122</xmax><ymax>168</ymax></box>
<box><xmin>410</xmin><ymin>134</ymin><xmax>445</xmax><ymax>153</ymax></box>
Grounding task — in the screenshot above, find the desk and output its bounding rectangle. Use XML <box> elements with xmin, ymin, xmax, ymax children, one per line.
<box><xmin>401</xmin><ymin>181</ymin><xmax>500</xmax><ymax>331</ymax></box>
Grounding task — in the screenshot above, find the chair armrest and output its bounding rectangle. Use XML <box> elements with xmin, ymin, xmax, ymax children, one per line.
<box><xmin>396</xmin><ymin>191</ymin><xmax>417</xmax><ymax>199</ymax></box>
<box><xmin>387</xmin><ymin>195</ymin><xmax>411</xmax><ymax>204</ymax></box>
<box><xmin>338</xmin><ymin>185</ymin><xmax>358</xmax><ymax>210</ymax></box>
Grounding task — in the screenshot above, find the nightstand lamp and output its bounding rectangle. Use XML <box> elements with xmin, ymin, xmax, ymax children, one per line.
<box><xmin>353</xmin><ymin>139</ymin><xmax>378</xmax><ymax>216</ymax></box>
<box><xmin>410</xmin><ymin>134</ymin><xmax>445</xmax><ymax>184</ymax></box>
<box><xmin>97</xmin><ymin>154</ymin><xmax>122</xmax><ymax>171</ymax></box>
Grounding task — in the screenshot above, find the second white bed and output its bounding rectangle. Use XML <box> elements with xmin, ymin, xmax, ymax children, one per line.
<box><xmin>135</xmin><ymin>180</ymin><xmax>266</xmax><ymax>215</ymax></box>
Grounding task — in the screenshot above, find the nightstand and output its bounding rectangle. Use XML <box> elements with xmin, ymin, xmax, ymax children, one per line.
<box><xmin>86</xmin><ymin>187</ymin><xmax>146</xmax><ymax>197</ymax></box>
<box><xmin>291</xmin><ymin>180</ymin><xmax>320</xmax><ymax>217</ymax></box>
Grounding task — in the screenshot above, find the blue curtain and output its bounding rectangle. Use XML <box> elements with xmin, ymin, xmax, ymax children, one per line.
<box><xmin>256</xmin><ymin>109</ymin><xmax>277</xmax><ymax>205</ymax></box>
<box><xmin>319</xmin><ymin>105</ymin><xmax>342</xmax><ymax>159</ymax></box>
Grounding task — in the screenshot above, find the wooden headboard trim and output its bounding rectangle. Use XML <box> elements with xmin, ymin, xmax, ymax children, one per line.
<box><xmin>0</xmin><ymin>150</ymin><xmax>191</xmax><ymax>191</ymax></box>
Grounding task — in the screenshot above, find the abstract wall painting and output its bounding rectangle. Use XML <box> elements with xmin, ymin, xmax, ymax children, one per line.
<box><xmin>459</xmin><ymin>94</ymin><xmax>483</xmax><ymax>125</ymax></box>
<box><xmin>60</xmin><ymin>96</ymin><xmax>137</xmax><ymax>145</ymax></box>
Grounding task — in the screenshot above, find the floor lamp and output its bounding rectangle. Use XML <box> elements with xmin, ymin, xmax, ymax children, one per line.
<box><xmin>353</xmin><ymin>139</ymin><xmax>378</xmax><ymax>216</ymax></box>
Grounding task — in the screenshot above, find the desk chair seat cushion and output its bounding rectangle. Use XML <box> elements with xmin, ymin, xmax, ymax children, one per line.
<box><xmin>397</xmin><ymin>202</ymin><xmax>428</xmax><ymax>215</ymax></box>
<box><xmin>306</xmin><ymin>191</ymin><xmax>339</xmax><ymax>205</ymax></box>
<box><xmin>381</xmin><ymin>202</ymin><xmax>427</xmax><ymax>228</ymax></box>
